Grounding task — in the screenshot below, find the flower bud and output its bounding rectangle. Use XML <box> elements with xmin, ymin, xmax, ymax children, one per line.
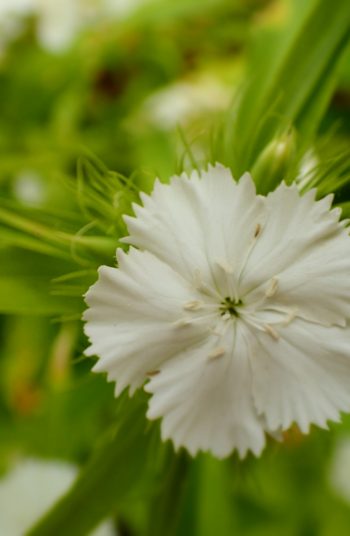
<box><xmin>251</xmin><ymin>130</ymin><xmax>296</xmax><ymax>194</ymax></box>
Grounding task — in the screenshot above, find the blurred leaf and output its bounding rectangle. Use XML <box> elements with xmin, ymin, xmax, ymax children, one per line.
<box><xmin>0</xmin><ymin>248</ymin><xmax>82</xmax><ymax>315</ymax></box>
<box><xmin>193</xmin><ymin>456</ymin><xmax>237</xmax><ymax>536</ymax></box>
<box><xmin>76</xmin><ymin>150</ymin><xmax>135</xmax><ymax>233</ymax></box>
<box><xmin>27</xmin><ymin>393</ymin><xmax>152</xmax><ymax>536</ymax></box>
<box><xmin>0</xmin><ymin>201</ymin><xmax>117</xmax><ymax>266</ymax></box>
<box><xmin>146</xmin><ymin>449</ymin><xmax>189</xmax><ymax>536</ymax></box>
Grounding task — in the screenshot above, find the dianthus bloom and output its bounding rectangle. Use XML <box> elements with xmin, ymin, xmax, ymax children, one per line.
<box><xmin>84</xmin><ymin>164</ymin><xmax>350</xmax><ymax>458</ymax></box>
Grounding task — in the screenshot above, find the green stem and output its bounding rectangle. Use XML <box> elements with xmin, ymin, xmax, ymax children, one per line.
<box><xmin>146</xmin><ymin>449</ymin><xmax>190</xmax><ymax>536</ymax></box>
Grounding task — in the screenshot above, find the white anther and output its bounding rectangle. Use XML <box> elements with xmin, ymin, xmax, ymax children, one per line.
<box><xmin>174</xmin><ymin>318</ymin><xmax>192</xmax><ymax>328</ymax></box>
<box><xmin>254</xmin><ymin>223</ymin><xmax>262</xmax><ymax>238</ymax></box>
<box><xmin>209</xmin><ymin>326</ymin><xmax>224</xmax><ymax>336</ymax></box>
<box><xmin>215</xmin><ymin>258</ymin><xmax>234</xmax><ymax>274</ymax></box>
<box><xmin>212</xmin><ymin>329</ymin><xmax>222</xmax><ymax>336</ymax></box>
<box><xmin>265</xmin><ymin>277</ymin><xmax>279</xmax><ymax>298</ymax></box>
<box><xmin>183</xmin><ymin>300</ymin><xmax>204</xmax><ymax>311</ymax></box>
<box><xmin>146</xmin><ymin>370</ymin><xmax>160</xmax><ymax>377</ymax></box>
<box><xmin>208</xmin><ymin>347</ymin><xmax>226</xmax><ymax>361</ymax></box>
<box><xmin>193</xmin><ymin>270</ymin><xmax>207</xmax><ymax>292</ymax></box>
<box><xmin>263</xmin><ymin>324</ymin><xmax>280</xmax><ymax>341</ymax></box>
<box><xmin>282</xmin><ymin>308</ymin><xmax>298</xmax><ymax>326</ymax></box>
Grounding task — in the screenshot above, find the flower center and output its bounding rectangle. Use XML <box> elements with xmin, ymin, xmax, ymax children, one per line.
<box><xmin>219</xmin><ymin>297</ymin><xmax>243</xmax><ymax>317</ymax></box>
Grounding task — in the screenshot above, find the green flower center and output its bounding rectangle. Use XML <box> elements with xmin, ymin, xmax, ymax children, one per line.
<box><xmin>219</xmin><ymin>297</ymin><xmax>243</xmax><ymax>317</ymax></box>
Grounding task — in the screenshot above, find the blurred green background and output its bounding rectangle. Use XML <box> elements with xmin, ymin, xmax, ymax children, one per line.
<box><xmin>0</xmin><ymin>0</ymin><xmax>350</xmax><ymax>535</ymax></box>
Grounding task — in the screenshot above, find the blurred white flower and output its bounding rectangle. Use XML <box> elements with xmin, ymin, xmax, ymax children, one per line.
<box><xmin>0</xmin><ymin>458</ymin><xmax>115</xmax><ymax>536</ymax></box>
<box><xmin>84</xmin><ymin>164</ymin><xmax>350</xmax><ymax>459</ymax></box>
<box><xmin>0</xmin><ymin>0</ymin><xmax>34</xmax><ymax>18</ymax></box>
<box><xmin>0</xmin><ymin>0</ymin><xmax>155</xmax><ymax>54</ymax></box>
<box><xmin>35</xmin><ymin>0</ymin><xmax>84</xmax><ymax>52</ymax></box>
<box><xmin>103</xmin><ymin>0</ymin><xmax>153</xmax><ymax>18</ymax></box>
<box><xmin>143</xmin><ymin>76</ymin><xmax>231</xmax><ymax>129</ymax></box>
<box><xmin>13</xmin><ymin>171</ymin><xmax>46</xmax><ymax>206</ymax></box>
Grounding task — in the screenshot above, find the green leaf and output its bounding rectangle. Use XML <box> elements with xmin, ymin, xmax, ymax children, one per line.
<box><xmin>221</xmin><ymin>0</ymin><xmax>350</xmax><ymax>174</ymax></box>
<box><xmin>77</xmin><ymin>150</ymin><xmax>135</xmax><ymax>234</ymax></box>
<box><xmin>175</xmin><ymin>456</ymin><xmax>237</xmax><ymax>536</ymax></box>
<box><xmin>0</xmin><ymin>248</ymin><xmax>83</xmax><ymax>315</ymax></box>
<box><xmin>0</xmin><ymin>200</ymin><xmax>118</xmax><ymax>265</ymax></box>
<box><xmin>146</xmin><ymin>448</ymin><xmax>190</xmax><ymax>536</ymax></box>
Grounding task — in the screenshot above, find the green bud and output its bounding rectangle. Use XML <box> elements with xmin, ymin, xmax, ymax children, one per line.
<box><xmin>251</xmin><ymin>130</ymin><xmax>296</xmax><ymax>194</ymax></box>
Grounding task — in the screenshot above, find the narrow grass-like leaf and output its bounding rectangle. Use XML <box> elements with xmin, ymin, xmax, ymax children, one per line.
<box><xmin>220</xmin><ymin>0</ymin><xmax>350</xmax><ymax>174</ymax></box>
<box><xmin>0</xmin><ymin>248</ymin><xmax>83</xmax><ymax>315</ymax></box>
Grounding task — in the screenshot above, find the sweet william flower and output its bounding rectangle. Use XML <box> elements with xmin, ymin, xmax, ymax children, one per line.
<box><xmin>84</xmin><ymin>164</ymin><xmax>350</xmax><ymax>459</ymax></box>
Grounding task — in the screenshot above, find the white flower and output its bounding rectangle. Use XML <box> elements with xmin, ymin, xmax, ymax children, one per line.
<box><xmin>0</xmin><ymin>458</ymin><xmax>115</xmax><ymax>536</ymax></box>
<box><xmin>84</xmin><ymin>163</ymin><xmax>350</xmax><ymax>459</ymax></box>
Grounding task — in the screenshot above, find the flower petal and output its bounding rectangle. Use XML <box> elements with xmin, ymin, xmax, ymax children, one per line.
<box><xmin>146</xmin><ymin>321</ymin><xmax>266</xmax><ymax>459</ymax></box>
<box><xmin>241</xmin><ymin>183</ymin><xmax>350</xmax><ymax>326</ymax></box>
<box><xmin>251</xmin><ymin>316</ymin><xmax>350</xmax><ymax>433</ymax></box>
<box><xmin>84</xmin><ymin>248</ymin><xmax>211</xmax><ymax>395</ymax></box>
<box><xmin>123</xmin><ymin>164</ymin><xmax>265</xmax><ymax>294</ymax></box>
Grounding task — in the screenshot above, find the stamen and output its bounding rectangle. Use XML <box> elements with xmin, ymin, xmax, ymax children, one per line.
<box><xmin>175</xmin><ymin>309</ymin><xmax>219</xmax><ymax>329</ymax></box>
<box><xmin>146</xmin><ymin>370</ymin><xmax>160</xmax><ymax>377</ymax></box>
<box><xmin>215</xmin><ymin>259</ymin><xmax>234</xmax><ymax>274</ymax></box>
<box><xmin>282</xmin><ymin>308</ymin><xmax>298</xmax><ymax>326</ymax></box>
<box><xmin>254</xmin><ymin>223</ymin><xmax>262</xmax><ymax>238</ymax></box>
<box><xmin>265</xmin><ymin>277</ymin><xmax>279</xmax><ymax>298</ymax></box>
<box><xmin>209</xmin><ymin>318</ymin><xmax>232</xmax><ymax>339</ymax></box>
<box><xmin>210</xmin><ymin>327</ymin><xmax>224</xmax><ymax>336</ymax></box>
<box><xmin>183</xmin><ymin>300</ymin><xmax>204</xmax><ymax>311</ymax></box>
<box><xmin>193</xmin><ymin>268</ymin><xmax>221</xmax><ymax>299</ymax></box>
<box><xmin>208</xmin><ymin>347</ymin><xmax>226</xmax><ymax>360</ymax></box>
<box><xmin>263</xmin><ymin>324</ymin><xmax>280</xmax><ymax>340</ymax></box>
<box><xmin>174</xmin><ymin>318</ymin><xmax>192</xmax><ymax>328</ymax></box>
